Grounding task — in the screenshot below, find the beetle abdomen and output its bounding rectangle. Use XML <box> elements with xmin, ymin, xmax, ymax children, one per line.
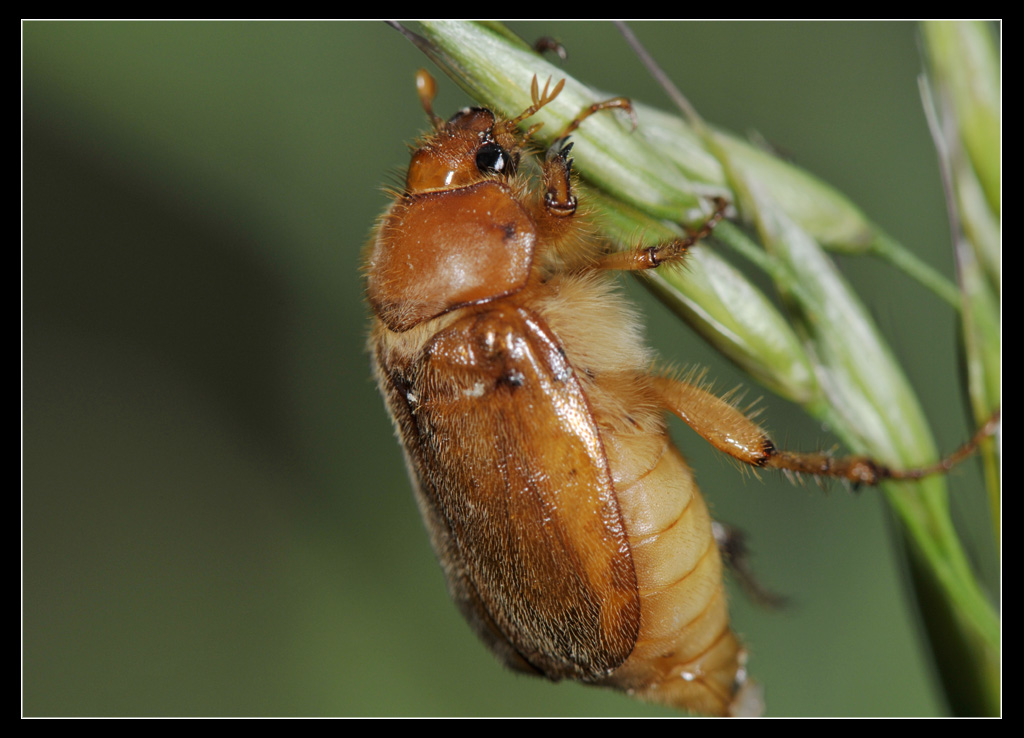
<box><xmin>600</xmin><ymin>425</ymin><xmax>747</xmax><ymax>715</ymax></box>
<box><xmin>533</xmin><ymin>275</ymin><xmax>749</xmax><ymax>714</ymax></box>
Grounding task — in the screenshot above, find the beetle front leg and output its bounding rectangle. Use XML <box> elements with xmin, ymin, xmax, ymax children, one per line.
<box><xmin>557</xmin><ymin>97</ymin><xmax>636</xmax><ymax>139</ymax></box>
<box><xmin>542</xmin><ymin>138</ymin><xmax>577</xmax><ymax>218</ymax></box>
<box><xmin>540</xmin><ymin>96</ymin><xmax>636</xmax><ymax>220</ymax></box>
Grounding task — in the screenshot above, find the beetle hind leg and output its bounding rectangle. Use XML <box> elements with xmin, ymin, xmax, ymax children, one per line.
<box><xmin>651</xmin><ymin>374</ymin><xmax>999</xmax><ymax>486</ymax></box>
<box><xmin>712</xmin><ymin>521</ymin><xmax>787</xmax><ymax>609</ymax></box>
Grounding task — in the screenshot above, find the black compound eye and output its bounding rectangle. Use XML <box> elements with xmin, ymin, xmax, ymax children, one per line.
<box><xmin>476</xmin><ymin>142</ymin><xmax>510</xmax><ymax>175</ymax></box>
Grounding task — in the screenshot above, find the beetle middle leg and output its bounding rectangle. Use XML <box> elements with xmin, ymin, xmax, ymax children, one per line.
<box><xmin>595</xmin><ymin>196</ymin><xmax>730</xmax><ymax>272</ymax></box>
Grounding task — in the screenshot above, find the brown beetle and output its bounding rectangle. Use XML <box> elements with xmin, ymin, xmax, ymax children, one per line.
<box><xmin>365</xmin><ymin>70</ymin><xmax>995</xmax><ymax>716</ymax></box>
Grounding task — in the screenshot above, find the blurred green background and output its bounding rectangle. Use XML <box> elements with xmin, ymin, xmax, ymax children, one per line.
<box><xmin>23</xmin><ymin>21</ymin><xmax>996</xmax><ymax>716</ymax></box>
